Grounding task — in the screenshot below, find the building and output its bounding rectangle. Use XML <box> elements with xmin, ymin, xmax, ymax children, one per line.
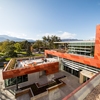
<box><xmin>1</xmin><ymin>25</ymin><xmax>100</xmax><ymax>100</ymax></box>
<box><xmin>45</xmin><ymin>25</ymin><xmax>100</xmax><ymax>99</ymax></box>
<box><xmin>54</xmin><ymin>40</ymin><xmax>95</xmax><ymax>57</ymax></box>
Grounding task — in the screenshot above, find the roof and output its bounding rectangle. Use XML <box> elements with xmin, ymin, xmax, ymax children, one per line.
<box><xmin>80</xmin><ymin>70</ymin><xmax>96</xmax><ymax>78</ymax></box>
<box><xmin>84</xmin><ymin>84</ymin><xmax>100</xmax><ymax>100</ymax></box>
<box><xmin>54</xmin><ymin>40</ymin><xmax>95</xmax><ymax>44</ymax></box>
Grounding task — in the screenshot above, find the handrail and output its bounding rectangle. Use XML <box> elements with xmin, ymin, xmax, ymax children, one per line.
<box><xmin>3</xmin><ymin>59</ymin><xmax>12</xmax><ymax>71</ymax></box>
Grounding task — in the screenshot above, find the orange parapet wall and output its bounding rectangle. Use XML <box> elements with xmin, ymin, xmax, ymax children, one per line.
<box><xmin>3</xmin><ymin>62</ymin><xmax>59</xmax><ymax>79</ymax></box>
<box><xmin>94</xmin><ymin>25</ymin><xmax>100</xmax><ymax>60</ymax></box>
<box><xmin>45</xmin><ymin>25</ymin><xmax>100</xmax><ymax>68</ymax></box>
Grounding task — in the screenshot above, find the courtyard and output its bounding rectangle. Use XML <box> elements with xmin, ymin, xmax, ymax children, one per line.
<box><xmin>16</xmin><ymin>70</ymin><xmax>80</xmax><ymax>100</ymax></box>
<box><xmin>0</xmin><ymin>66</ymin><xmax>81</xmax><ymax>100</ymax></box>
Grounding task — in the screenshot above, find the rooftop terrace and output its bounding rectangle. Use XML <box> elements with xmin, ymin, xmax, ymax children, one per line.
<box><xmin>16</xmin><ymin>71</ymin><xmax>80</xmax><ymax>100</ymax></box>
<box><xmin>17</xmin><ymin>57</ymin><xmax>58</xmax><ymax>68</ymax></box>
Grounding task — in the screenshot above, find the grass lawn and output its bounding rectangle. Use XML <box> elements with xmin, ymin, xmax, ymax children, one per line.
<box><xmin>33</xmin><ymin>53</ymin><xmax>44</xmax><ymax>57</ymax></box>
<box><xmin>15</xmin><ymin>51</ymin><xmax>27</xmax><ymax>55</ymax></box>
<box><xmin>0</xmin><ymin>52</ymin><xmax>5</xmax><ymax>56</ymax></box>
<box><xmin>20</xmin><ymin>52</ymin><xmax>27</xmax><ymax>54</ymax></box>
<box><xmin>5</xmin><ymin>57</ymin><xmax>11</xmax><ymax>61</ymax></box>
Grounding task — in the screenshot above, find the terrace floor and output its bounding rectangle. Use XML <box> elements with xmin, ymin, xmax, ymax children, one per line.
<box><xmin>17</xmin><ymin>70</ymin><xmax>81</xmax><ymax>100</ymax></box>
<box><xmin>0</xmin><ymin>68</ymin><xmax>80</xmax><ymax>100</ymax></box>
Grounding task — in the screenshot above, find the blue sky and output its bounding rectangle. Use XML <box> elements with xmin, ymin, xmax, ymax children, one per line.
<box><xmin>0</xmin><ymin>0</ymin><xmax>100</xmax><ymax>40</ymax></box>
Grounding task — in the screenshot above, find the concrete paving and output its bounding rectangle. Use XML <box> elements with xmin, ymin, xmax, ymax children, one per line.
<box><xmin>17</xmin><ymin>93</ymin><xmax>30</xmax><ymax>100</ymax></box>
<box><xmin>31</xmin><ymin>71</ymin><xmax>80</xmax><ymax>100</ymax></box>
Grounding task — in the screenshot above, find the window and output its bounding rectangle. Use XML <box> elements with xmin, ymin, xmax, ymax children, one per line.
<box><xmin>5</xmin><ymin>74</ymin><xmax>28</xmax><ymax>87</ymax></box>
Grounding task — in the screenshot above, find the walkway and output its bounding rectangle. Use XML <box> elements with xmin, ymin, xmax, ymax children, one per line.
<box><xmin>32</xmin><ymin>71</ymin><xmax>80</xmax><ymax>100</ymax></box>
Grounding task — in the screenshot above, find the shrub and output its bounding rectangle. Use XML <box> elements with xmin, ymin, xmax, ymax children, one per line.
<box><xmin>7</xmin><ymin>58</ymin><xmax>16</xmax><ymax>70</ymax></box>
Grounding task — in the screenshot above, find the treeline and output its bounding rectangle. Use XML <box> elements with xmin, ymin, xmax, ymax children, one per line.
<box><xmin>0</xmin><ymin>40</ymin><xmax>31</xmax><ymax>57</ymax></box>
<box><xmin>0</xmin><ymin>35</ymin><xmax>61</xmax><ymax>58</ymax></box>
<box><xmin>32</xmin><ymin>35</ymin><xmax>61</xmax><ymax>50</ymax></box>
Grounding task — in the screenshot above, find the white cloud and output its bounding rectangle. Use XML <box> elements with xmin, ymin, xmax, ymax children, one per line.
<box><xmin>36</xmin><ymin>34</ymin><xmax>41</xmax><ymax>37</ymax></box>
<box><xmin>44</xmin><ymin>33</ymin><xmax>52</xmax><ymax>36</ymax></box>
<box><xmin>60</xmin><ymin>32</ymin><xmax>76</xmax><ymax>39</ymax></box>
<box><xmin>42</xmin><ymin>31</ymin><xmax>76</xmax><ymax>39</ymax></box>
<box><xmin>0</xmin><ymin>31</ymin><xmax>27</xmax><ymax>39</ymax></box>
<box><xmin>88</xmin><ymin>36</ymin><xmax>95</xmax><ymax>40</ymax></box>
<box><xmin>0</xmin><ymin>31</ymin><xmax>76</xmax><ymax>40</ymax></box>
<box><xmin>22</xmin><ymin>33</ymin><xmax>27</xmax><ymax>37</ymax></box>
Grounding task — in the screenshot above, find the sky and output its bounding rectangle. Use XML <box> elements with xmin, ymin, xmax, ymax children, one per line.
<box><xmin>0</xmin><ymin>0</ymin><xmax>100</xmax><ymax>40</ymax></box>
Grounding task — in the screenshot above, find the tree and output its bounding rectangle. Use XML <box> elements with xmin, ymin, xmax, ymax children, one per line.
<box><xmin>5</xmin><ymin>45</ymin><xmax>17</xmax><ymax>57</ymax></box>
<box><xmin>42</xmin><ymin>36</ymin><xmax>47</xmax><ymax>48</ymax></box>
<box><xmin>32</xmin><ymin>40</ymin><xmax>43</xmax><ymax>52</ymax></box>
<box><xmin>26</xmin><ymin>42</ymin><xmax>32</xmax><ymax>56</ymax></box>
<box><xmin>42</xmin><ymin>35</ymin><xmax>61</xmax><ymax>49</ymax></box>
<box><xmin>20</xmin><ymin>40</ymin><xmax>32</xmax><ymax>56</ymax></box>
<box><xmin>0</xmin><ymin>40</ymin><xmax>17</xmax><ymax>57</ymax></box>
<box><xmin>14</xmin><ymin>43</ymin><xmax>22</xmax><ymax>52</ymax></box>
<box><xmin>1</xmin><ymin>40</ymin><xmax>10</xmax><ymax>53</ymax></box>
<box><xmin>0</xmin><ymin>42</ymin><xmax>3</xmax><ymax>52</ymax></box>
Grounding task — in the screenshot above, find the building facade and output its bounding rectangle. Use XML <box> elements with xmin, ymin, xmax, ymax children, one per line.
<box><xmin>45</xmin><ymin>25</ymin><xmax>100</xmax><ymax>83</ymax></box>
<box><xmin>1</xmin><ymin>25</ymin><xmax>100</xmax><ymax>100</ymax></box>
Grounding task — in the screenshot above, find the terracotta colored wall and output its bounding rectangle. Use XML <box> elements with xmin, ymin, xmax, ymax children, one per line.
<box><xmin>94</xmin><ymin>25</ymin><xmax>100</xmax><ymax>60</ymax></box>
<box><xmin>3</xmin><ymin>62</ymin><xmax>59</xmax><ymax>79</ymax></box>
<box><xmin>45</xmin><ymin>25</ymin><xmax>100</xmax><ymax>68</ymax></box>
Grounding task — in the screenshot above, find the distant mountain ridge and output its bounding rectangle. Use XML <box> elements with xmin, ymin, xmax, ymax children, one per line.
<box><xmin>0</xmin><ymin>35</ymin><xmax>81</xmax><ymax>42</ymax></box>
<box><xmin>0</xmin><ymin>35</ymin><xmax>35</xmax><ymax>42</ymax></box>
<box><xmin>61</xmin><ymin>39</ymin><xmax>82</xmax><ymax>41</ymax></box>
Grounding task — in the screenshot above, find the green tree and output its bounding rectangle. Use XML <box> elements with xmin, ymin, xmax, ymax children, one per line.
<box><xmin>1</xmin><ymin>40</ymin><xmax>10</xmax><ymax>53</ymax></box>
<box><xmin>42</xmin><ymin>35</ymin><xmax>61</xmax><ymax>49</ymax></box>
<box><xmin>32</xmin><ymin>40</ymin><xmax>43</xmax><ymax>52</ymax></box>
<box><xmin>0</xmin><ymin>40</ymin><xmax>17</xmax><ymax>57</ymax></box>
<box><xmin>0</xmin><ymin>42</ymin><xmax>3</xmax><ymax>52</ymax></box>
<box><xmin>21</xmin><ymin>40</ymin><xmax>32</xmax><ymax>56</ymax></box>
<box><xmin>42</xmin><ymin>36</ymin><xmax>48</xmax><ymax>48</ymax></box>
<box><xmin>14</xmin><ymin>43</ymin><xmax>22</xmax><ymax>52</ymax></box>
<box><xmin>26</xmin><ymin>42</ymin><xmax>32</xmax><ymax>56</ymax></box>
<box><xmin>5</xmin><ymin>45</ymin><xmax>17</xmax><ymax>57</ymax></box>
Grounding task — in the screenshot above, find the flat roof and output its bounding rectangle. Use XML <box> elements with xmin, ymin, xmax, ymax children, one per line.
<box><xmin>54</xmin><ymin>40</ymin><xmax>95</xmax><ymax>44</ymax></box>
<box><xmin>80</xmin><ymin>70</ymin><xmax>96</xmax><ymax>78</ymax></box>
<box><xmin>17</xmin><ymin>58</ymin><xmax>58</xmax><ymax>68</ymax></box>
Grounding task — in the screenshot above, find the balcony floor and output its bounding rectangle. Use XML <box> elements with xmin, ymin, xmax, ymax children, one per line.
<box><xmin>31</xmin><ymin>70</ymin><xmax>80</xmax><ymax>100</ymax></box>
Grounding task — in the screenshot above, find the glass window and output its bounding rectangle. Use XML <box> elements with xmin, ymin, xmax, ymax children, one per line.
<box><xmin>23</xmin><ymin>75</ymin><xmax>28</xmax><ymax>82</ymax></box>
<box><xmin>4</xmin><ymin>74</ymin><xmax>28</xmax><ymax>87</ymax></box>
<box><xmin>17</xmin><ymin>76</ymin><xmax>22</xmax><ymax>83</ymax></box>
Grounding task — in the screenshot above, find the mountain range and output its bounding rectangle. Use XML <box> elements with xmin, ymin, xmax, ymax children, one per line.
<box><xmin>0</xmin><ymin>35</ymin><xmax>35</xmax><ymax>42</ymax></box>
<box><xmin>0</xmin><ymin>35</ymin><xmax>81</xmax><ymax>42</ymax></box>
<box><xmin>61</xmin><ymin>39</ymin><xmax>82</xmax><ymax>41</ymax></box>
